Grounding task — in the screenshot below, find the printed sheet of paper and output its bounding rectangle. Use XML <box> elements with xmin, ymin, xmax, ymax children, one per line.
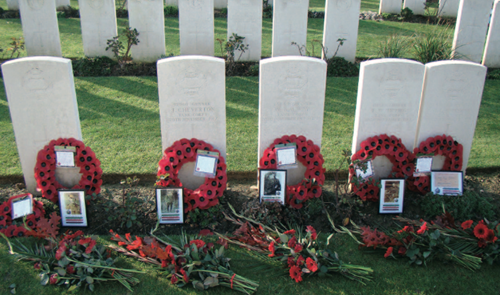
<box><xmin>195</xmin><ymin>155</ymin><xmax>217</xmax><ymax>174</ymax></box>
<box><xmin>277</xmin><ymin>147</ymin><xmax>296</xmax><ymax>166</ymax></box>
<box><xmin>431</xmin><ymin>172</ymin><xmax>463</xmax><ymax>196</ymax></box>
<box><xmin>356</xmin><ymin>161</ymin><xmax>374</xmax><ymax>179</ymax></box>
<box><xmin>56</xmin><ymin>151</ymin><xmax>75</xmax><ymax>167</ymax></box>
<box><xmin>414</xmin><ymin>157</ymin><xmax>433</xmax><ymax>176</ymax></box>
<box><xmin>12</xmin><ymin>197</ymin><xmax>33</xmax><ymax>219</ymax></box>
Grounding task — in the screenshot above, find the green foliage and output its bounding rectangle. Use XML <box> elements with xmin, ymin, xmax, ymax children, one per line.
<box><xmin>400</xmin><ymin>7</ymin><xmax>414</xmax><ymax>21</ymax></box>
<box><xmin>262</xmin><ymin>0</ymin><xmax>273</xmax><ymax>18</ymax></box>
<box><xmin>378</xmin><ymin>34</ymin><xmax>410</xmax><ymax>58</ymax></box>
<box><xmin>421</xmin><ymin>191</ymin><xmax>496</xmax><ymax>221</ymax></box>
<box><xmin>164</xmin><ymin>5</ymin><xmax>178</xmax><ymax>17</ymax></box>
<box><xmin>412</xmin><ymin>27</ymin><xmax>455</xmax><ymax>63</ymax></box>
<box><xmin>56</xmin><ymin>6</ymin><xmax>79</xmax><ymax>18</ymax></box>
<box><xmin>487</xmin><ymin>69</ymin><xmax>500</xmax><ymax>80</ymax></box>
<box><xmin>106</xmin><ymin>27</ymin><xmax>139</xmax><ymax>64</ymax></box>
<box><xmin>217</xmin><ymin>33</ymin><xmax>249</xmax><ymax>75</ymax></box>
<box><xmin>4</xmin><ymin>37</ymin><xmax>24</xmax><ymax>58</ymax></box>
<box><xmin>186</xmin><ymin>204</ymin><xmax>224</xmax><ymax>229</ymax></box>
<box><xmin>326</xmin><ymin>57</ymin><xmax>359</xmax><ymax>77</ymax></box>
<box><xmin>72</xmin><ymin>57</ymin><xmax>116</xmax><ymax>77</ymax></box>
<box><xmin>248</xmin><ymin>64</ymin><xmax>259</xmax><ymax>76</ymax></box>
<box><xmin>218</xmin><ymin>8</ymin><xmax>228</xmax><ymax>17</ymax></box>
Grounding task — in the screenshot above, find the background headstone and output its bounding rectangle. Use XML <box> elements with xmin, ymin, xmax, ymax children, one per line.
<box><xmin>6</xmin><ymin>0</ymin><xmax>19</xmax><ymax>10</ymax></box>
<box><xmin>214</xmin><ymin>0</ymin><xmax>227</xmax><ymax>8</ymax></box>
<box><xmin>19</xmin><ymin>0</ymin><xmax>62</xmax><ymax>57</ymax></box>
<box><xmin>79</xmin><ymin>0</ymin><xmax>118</xmax><ymax>59</ymax></box>
<box><xmin>322</xmin><ymin>0</ymin><xmax>361</xmax><ymax>62</ymax></box>
<box><xmin>179</xmin><ymin>0</ymin><xmax>215</xmax><ymax>56</ymax></box>
<box><xmin>438</xmin><ymin>0</ymin><xmax>460</xmax><ymax>17</ymax></box>
<box><xmin>403</xmin><ymin>0</ymin><xmax>426</xmax><ymax>15</ymax></box>
<box><xmin>1</xmin><ymin>57</ymin><xmax>82</xmax><ymax>194</ymax></box>
<box><xmin>415</xmin><ymin>61</ymin><xmax>487</xmax><ymax>173</ymax></box>
<box><xmin>272</xmin><ymin>0</ymin><xmax>309</xmax><ymax>57</ymax></box>
<box><xmin>56</xmin><ymin>0</ymin><xmax>70</xmax><ymax>9</ymax></box>
<box><xmin>379</xmin><ymin>0</ymin><xmax>401</xmax><ymax>14</ymax></box>
<box><xmin>128</xmin><ymin>0</ymin><xmax>166</xmax><ymax>62</ymax></box>
<box><xmin>165</xmin><ymin>0</ymin><xmax>178</xmax><ymax>5</ymax></box>
<box><xmin>351</xmin><ymin>59</ymin><xmax>425</xmax><ymax>180</ymax></box>
<box><xmin>227</xmin><ymin>0</ymin><xmax>262</xmax><ymax>61</ymax></box>
<box><xmin>157</xmin><ymin>56</ymin><xmax>226</xmax><ymax>189</ymax></box>
<box><xmin>452</xmin><ymin>0</ymin><xmax>494</xmax><ymax>63</ymax></box>
<box><xmin>258</xmin><ymin>57</ymin><xmax>327</xmax><ymax>185</ymax></box>
<box><xmin>483</xmin><ymin>0</ymin><xmax>500</xmax><ymax>67</ymax></box>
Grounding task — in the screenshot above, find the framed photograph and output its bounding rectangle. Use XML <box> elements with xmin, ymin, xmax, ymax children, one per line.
<box><xmin>355</xmin><ymin>160</ymin><xmax>374</xmax><ymax>179</ymax></box>
<box><xmin>414</xmin><ymin>156</ymin><xmax>433</xmax><ymax>177</ymax></box>
<box><xmin>58</xmin><ymin>190</ymin><xmax>88</xmax><ymax>227</ymax></box>
<box><xmin>194</xmin><ymin>150</ymin><xmax>219</xmax><ymax>178</ymax></box>
<box><xmin>430</xmin><ymin>171</ymin><xmax>463</xmax><ymax>196</ymax></box>
<box><xmin>379</xmin><ymin>179</ymin><xmax>405</xmax><ymax>214</ymax></box>
<box><xmin>276</xmin><ymin>143</ymin><xmax>297</xmax><ymax>168</ymax></box>
<box><xmin>156</xmin><ymin>188</ymin><xmax>184</xmax><ymax>224</ymax></box>
<box><xmin>259</xmin><ymin>169</ymin><xmax>286</xmax><ymax>204</ymax></box>
<box><xmin>11</xmin><ymin>193</ymin><xmax>33</xmax><ymax>220</ymax></box>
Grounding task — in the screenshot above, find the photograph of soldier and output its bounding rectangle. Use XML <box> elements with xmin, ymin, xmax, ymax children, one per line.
<box><xmin>384</xmin><ymin>181</ymin><xmax>400</xmax><ymax>203</ymax></box>
<box><xmin>264</xmin><ymin>171</ymin><xmax>282</xmax><ymax>196</ymax></box>
<box><xmin>160</xmin><ymin>189</ymin><xmax>180</xmax><ymax>213</ymax></box>
<box><xmin>63</xmin><ymin>192</ymin><xmax>82</xmax><ymax>215</ymax></box>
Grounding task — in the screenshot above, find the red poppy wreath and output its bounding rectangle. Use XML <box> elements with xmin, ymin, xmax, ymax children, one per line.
<box><xmin>259</xmin><ymin>135</ymin><xmax>325</xmax><ymax>209</ymax></box>
<box><xmin>0</xmin><ymin>194</ymin><xmax>45</xmax><ymax>238</ymax></box>
<box><xmin>409</xmin><ymin>134</ymin><xmax>463</xmax><ymax>194</ymax></box>
<box><xmin>34</xmin><ymin>138</ymin><xmax>103</xmax><ymax>203</ymax></box>
<box><xmin>349</xmin><ymin>134</ymin><xmax>415</xmax><ymax>202</ymax></box>
<box><xmin>156</xmin><ymin>138</ymin><xmax>227</xmax><ymax>213</ymax></box>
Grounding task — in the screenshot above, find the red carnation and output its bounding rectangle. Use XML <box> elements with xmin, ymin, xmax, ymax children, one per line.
<box><xmin>189</xmin><ymin>239</ymin><xmax>206</xmax><ymax>249</ymax></box>
<box><xmin>306</xmin><ymin>225</ymin><xmax>317</xmax><ymax>240</ymax></box>
<box><xmin>473</xmin><ymin>223</ymin><xmax>489</xmax><ymax>240</ymax></box>
<box><xmin>417</xmin><ymin>222</ymin><xmax>428</xmax><ymax>235</ymax></box>
<box><xmin>126</xmin><ymin>236</ymin><xmax>143</xmax><ymax>251</ymax></box>
<box><xmin>49</xmin><ymin>274</ymin><xmax>59</xmax><ymax>285</ymax></box>
<box><xmin>34</xmin><ymin>262</ymin><xmax>41</xmax><ymax>269</ymax></box>
<box><xmin>398</xmin><ymin>246</ymin><xmax>407</xmax><ymax>255</ymax></box>
<box><xmin>287</xmin><ymin>257</ymin><xmax>295</xmax><ymax>267</ymax></box>
<box><xmin>384</xmin><ymin>247</ymin><xmax>393</xmax><ymax>258</ymax></box>
<box><xmin>296</xmin><ymin>255</ymin><xmax>305</xmax><ymax>266</ymax></box>
<box><xmin>289</xmin><ymin>265</ymin><xmax>302</xmax><ymax>283</ymax></box>
<box><xmin>486</xmin><ymin>229</ymin><xmax>497</xmax><ymax>243</ymax></box>
<box><xmin>288</xmin><ymin>236</ymin><xmax>297</xmax><ymax>249</ymax></box>
<box><xmin>284</xmin><ymin>229</ymin><xmax>296</xmax><ymax>235</ymax></box>
<box><xmin>55</xmin><ymin>243</ymin><xmax>67</xmax><ymax>260</ymax></box>
<box><xmin>268</xmin><ymin>241</ymin><xmax>276</xmax><ymax>257</ymax></box>
<box><xmin>306</xmin><ymin>257</ymin><xmax>318</xmax><ymax>272</ymax></box>
<box><xmin>294</xmin><ymin>244</ymin><xmax>303</xmax><ymax>253</ymax></box>
<box><xmin>461</xmin><ymin>220</ymin><xmax>473</xmax><ymax>230</ymax></box>
<box><xmin>171</xmin><ymin>274</ymin><xmax>178</xmax><ymax>284</ymax></box>
<box><xmin>66</xmin><ymin>265</ymin><xmax>76</xmax><ymax>274</ymax></box>
<box><xmin>180</xmin><ymin>269</ymin><xmax>189</xmax><ymax>283</ymax></box>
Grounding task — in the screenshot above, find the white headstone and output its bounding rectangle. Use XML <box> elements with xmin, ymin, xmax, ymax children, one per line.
<box><xmin>1</xmin><ymin>57</ymin><xmax>82</xmax><ymax>194</ymax></box>
<box><xmin>165</xmin><ymin>0</ymin><xmax>178</xmax><ymax>5</ymax></box>
<box><xmin>56</xmin><ymin>0</ymin><xmax>70</xmax><ymax>8</ymax></box>
<box><xmin>272</xmin><ymin>0</ymin><xmax>309</xmax><ymax>57</ymax></box>
<box><xmin>214</xmin><ymin>0</ymin><xmax>227</xmax><ymax>8</ymax></box>
<box><xmin>352</xmin><ymin>59</ymin><xmax>425</xmax><ymax>180</ymax></box>
<box><xmin>483</xmin><ymin>0</ymin><xmax>500</xmax><ymax>67</ymax></box>
<box><xmin>258</xmin><ymin>57</ymin><xmax>327</xmax><ymax>185</ymax></box>
<box><xmin>128</xmin><ymin>0</ymin><xmax>166</xmax><ymax>62</ymax></box>
<box><xmin>157</xmin><ymin>56</ymin><xmax>226</xmax><ymax>188</ymax></box>
<box><xmin>403</xmin><ymin>0</ymin><xmax>426</xmax><ymax>15</ymax></box>
<box><xmin>179</xmin><ymin>0</ymin><xmax>215</xmax><ymax>56</ymax></box>
<box><xmin>415</xmin><ymin>61</ymin><xmax>487</xmax><ymax>173</ymax></box>
<box><xmin>79</xmin><ymin>0</ymin><xmax>118</xmax><ymax>59</ymax></box>
<box><xmin>6</xmin><ymin>0</ymin><xmax>19</xmax><ymax>10</ymax></box>
<box><xmin>452</xmin><ymin>0</ymin><xmax>494</xmax><ymax>63</ymax></box>
<box><xmin>379</xmin><ymin>0</ymin><xmax>401</xmax><ymax>14</ymax></box>
<box><xmin>322</xmin><ymin>0</ymin><xmax>361</xmax><ymax>62</ymax></box>
<box><xmin>438</xmin><ymin>0</ymin><xmax>460</xmax><ymax>17</ymax></box>
<box><xmin>227</xmin><ymin>0</ymin><xmax>262</xmax><ymax>61</ymax></box>
<box><xmin>19</xmin><ymin>0</ymin><xmax>62</xmax><ymax>57</ymax></box>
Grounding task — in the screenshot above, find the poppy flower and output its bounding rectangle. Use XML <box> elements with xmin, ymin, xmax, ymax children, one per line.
<box><xmin>461</xmin><ymin>220</ymin><xmax>473</xmax><ymax>230</ymax></box>
<box><xmin>164</xmin><ymin>152</ymin><xmax>180</xmax><ymax>166</ymax></box>
<box><xmin>473</xmin><ymin>223</ymin><xmax>489</xmax><ymax>239</ymax></box>
<box><xmin>295</xmin><ymin>186</ymin><xmax>307</xmax><ymax>200</ymax></box>
<box><xmin>12</xmin><ymin>226</ymin><xmax>26</xmax><ymax>237</ymax></box>
<box><xmin>268</xmin><ymin>241</ymin><xmax>275</xmax><ymax>257</ymax></box>
<box><xmin>306</xmin><ymin>257</ymin><xmax>318</xmax><ymax>272</ymax></box>
<box><xmin>80</xmin><ymin>164</ymin><xmax>96</xmax><ymax>175</ymax></box>
<box><xmin>197</xmin><ymin>195</ymin><xmax>210</xmax><ymax>209</ymax></box>
<box><xmin>384</xmin><ymin>247</ymin><xmax>394</xmax><ymax>258</ymax></box>
<box><xmin>289</xmin><ymin>265</ymin><xmax>302</xmax><ymax>283</ymax></box>
<box><xmin>35</xmin><ymin>169</ymin><xmax>52</xmax><ymax>182</ymax></box>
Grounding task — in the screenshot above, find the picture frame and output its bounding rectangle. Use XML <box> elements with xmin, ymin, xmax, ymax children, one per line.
<box><xmin>259</xmin><ymin>169</ymin><xmax>287</xmax><ymax>205</ymax></box>
<box><xmin>58</xmin><ymin>190</ymin><xmax>88</xmax><ymax>227</ymax></box>
<box><xmin>11</xmin><ymin>193</ymin><xmax>33</xmax><ymax>220</ymax></box>
<box><xmin>379</xmin><ymin>179</ymin><xmax>405</xmax><ymax>214</ymax></box>
<box><xmin>156</xmin><ymin>188</ymin><xmax>184</xmax><ymax>224</ymax></box>
<box><xmin>430</xmin><ymin>171</ymin><xmax>463</xmax><ymax>196</ymax></box>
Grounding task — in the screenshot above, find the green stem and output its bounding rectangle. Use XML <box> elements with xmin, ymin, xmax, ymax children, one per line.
<box><xmin>65</xmin><ymin>258</ymin><xmax>145</xmax><ymax>273</ymax></box>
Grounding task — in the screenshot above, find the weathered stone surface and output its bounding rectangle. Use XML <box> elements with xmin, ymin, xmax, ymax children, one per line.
<box><xmin>179</xmin><ymin>0</ymin><xmax>215</xmax><ymax>56</ymax></box>
<box><xmin>272</xmin><ymin>0</ymin><xmax>309</xmax><ymax>57</ymax></box>
<box><xmin>379</xmin><ymin>0</ymin><xmax>401</xmax><ymax>14</ymax></box>
<box><xmin>483</xmin><ymin>0</ymin><xmax>500</xmax><ymax>67</ymax></box>
<box><xmin>6</xmin><ymin>0</ymin><xmax>19</xmax><ymax>10</ymax></box>
<box><xmin>439</xmin><ymin>0</ymin><xmax>460</xmax><ymax>17</ymax></box>
<box><xmin>227</xmin><ymin>0</ymin><xmax>262</xmax><ymax>61</ymax></box>
<box><xmin>79</xmin><ymin>0</ymin><xmax>118</xmax><ymax>58</ymax></box>
<box><xmin>129</xmin><ymin>0</ymin><xmax>166</xmax><ymax>62</ymax></box>
<box><xmin>403</xmin><ymin>0</ymin><xmax>426</xmax><ymax>15</ymax></box>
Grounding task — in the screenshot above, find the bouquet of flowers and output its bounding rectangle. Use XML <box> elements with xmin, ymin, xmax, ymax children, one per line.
<box><xmin>337</xmin><ymin>212</ymin><xmax>500</xmax><ymax>270</ymax></box>
<box><xmin>1</xmin><ymin>230</ymin><xmax>142</xmax><ymax>292</ymax></box>
<box><xmin>109</xmin><ymin>224</ymin><xmax>259</xmax><ymax>294</ymax></box>
<box><xmin>216</xmin><ymin>204</ymin><xmax>373</xmax><ymax>284</ymax></box>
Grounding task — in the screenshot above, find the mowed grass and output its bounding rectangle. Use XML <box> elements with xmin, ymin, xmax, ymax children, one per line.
<box><xmin>1</xmin><ymin>76</ymin><xmax>500</xmax><ymax>176</ymax></box>
<box><xmin>0</xmin><ymin>233</ymin><xmax>499</xmax><ymax>295</ymax></box>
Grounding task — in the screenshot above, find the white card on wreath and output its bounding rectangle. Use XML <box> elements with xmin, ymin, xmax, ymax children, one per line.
<box><xmin>55</xmin><ymin>146</ymin><xmax>76</xmax><ymax>167</ymax></box>
<box><xmin>194</xmin><ymin>150</ymin><xmax>219</xmax><ymax>178</ymax></box>
<box><xmin>414</xmin><ymin>157</ymin><xmax>433</xmax><ymax>176</ymax></box>
<box><xmin>11</xmin><ymin>195</ymin><xmax>33</xmax><ymax>219</ymax></box>
<box><xmin>356</xmin><ymin>160</ymin><xmax>374</xmax><ymax>179</ymax></box>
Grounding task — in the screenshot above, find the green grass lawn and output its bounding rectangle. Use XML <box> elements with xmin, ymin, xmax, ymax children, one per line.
<box><xmin>1</xmin><ymin>76</ymin><xmax>499</xmax><ymax>176</ymax></box>
<box><xmin>1</xmin><ymin>233</ymin><xmax>499</xmax><ymax>294</ymax></box>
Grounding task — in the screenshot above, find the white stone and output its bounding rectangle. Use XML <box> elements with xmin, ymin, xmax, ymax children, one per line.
<box><xmin>19</xmin><ymin>0</ymin><xmax>62</xmax><ymax>57</ymax></box>
<box><xmin>179</xmin><ymin>0</ymin><xmax>215</xmax><ymax>56</ymax></box>
<box><xmin>128</xmin><ymin>0</ymin><xmax>166</xmax><ymax>62</ymax></box>
<box><xmin>56</xmin><ymin>0</ymin><xmax>70</xmax><ymax>8</ymax></box>
<box><xmin>379</xmin><ymin>0</ymin><xmax>401</xmax><ymax>14</ymax></box>
<box><xmin>452</xmin><ymin>0</ymin><xmax>494</xmax><ymax>63</ymax></box>
<box><xmin>403</xmin><ymin>0</ymin><xmax>426</xmax><ymax>15</ymax></box>
<box><xmin>414</xmin><ymin>61</ymin><xmax>487</xmax><ymax>173</ymax></box>
<box><xmin>322</xmin><ymin>0</ymin><xmax>361</xmax><ymax>62</ymax></box>
<box><xmin>79</xmin><ymin>0</ymin><xmax>118</xmax><ymax>59</ymax></box>
<box><xmin>272</xmin><ymin>0</ymin><xmax>309</xmax><ymax>57</ymax></box>
<box><xmin>483</xmin><ymin>0</ymin><xmax>500</xmax><ymax>67</ymax></box>
<box><xmin>438</xmin><ymin>0</ymin><xmax>460</xmax><ymax>17</ymax></box>
<box><xmin>6</xmin><ymin>0</ymin><xmax>19</xmax><ymax>10</ymax></box>
<box><xmin>165</xmin><ymin>0</ymin><xmax>178</xmax><ymax>5</ymax></box>
<box><xmin>157</xmin><ymin>56</ymin><xmax>226</xmax><ymax>188</ymax></box>
<box><xmin>1</xmin><ymin>57</ymin><xmax>82</xmax><ymax>194</ymax></box>
<box><xmin>214</xmin><ymin>0</ymin><xmax>227</xmax><ymax>8</ymax></box>
<box><xmin>258</xmin><ymin>57</ymin><xmax>327</xmax><ymax>185</ymax></box>
<box><xmin>227</xmin><ymin>0</ymin><xmax>262</xmax><ymax>61</ymax></box>
<box><xmin>351</xmin><ymin>59</ymin><xmax>425</xmax><ymax>180</ymax></box>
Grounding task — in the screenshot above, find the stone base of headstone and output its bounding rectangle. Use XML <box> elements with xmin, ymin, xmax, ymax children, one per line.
<box><xmin>55</xmin><ymin>167</ymin><xmax>83</xmax><ymax>189</ymax></box>
<box><xmin>177</xmin><ymin>162</ymin><xmax>207</xmax><ymax>190</ymax></box>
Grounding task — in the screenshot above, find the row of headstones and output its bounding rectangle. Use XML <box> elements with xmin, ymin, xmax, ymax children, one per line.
<box><xmin>18</xmin><ymin>0</ymin><xmax>361</xmax><ymax>63</ymax></box>
<box><xmin>6</xmin><ymin>0</ymin><xmax>70</xmax><ymax>10</ymax></box>
<box><xmin>2</xmin><ymin>56</ymin><xmax>486</xmax><ymax>194</ymax></box>
<box><xmin>380</xmin><ymin>0</ymin><xmax>460</xmax><ymax>17</ymax></box>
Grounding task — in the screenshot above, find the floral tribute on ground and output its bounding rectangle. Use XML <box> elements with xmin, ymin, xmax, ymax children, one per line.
<box><xmin>409</xmin><ymin>135</ymin><xmax>463</xmax><ymax>194</ymax></box>
<box><xmin>34</xmin><ymin>138</ymin><xmax>103</xmax><ymax>203</ymax></box>
<box><xmin>260</xmin><ymin>135</ymin><xmax>325</xmax><ymax>209</ymax></box>
<box><xmin>350</xmin><ymin>134</ymin><xmax>415</xmax><ymax>202</ymax></box>
<box><xmin>108</xmin><ymin>224</ymin><xmax>259</xmax><ymax>294</ymax></box>
<box><xmin>337</xmin><ymin>212</ymin><xmax>499</xmax><ymax>270</ymax></box>
<box><xmin>216</xmin><ymin>204</ymin><xmax>373</xmax><ymax>284</ymax></box>
<box><xmin>156</xmin><ymin>138</ymin><xmax>227</xmax><ymax>213</ymax></box>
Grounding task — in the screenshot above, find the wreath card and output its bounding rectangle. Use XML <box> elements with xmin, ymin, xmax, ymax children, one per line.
<box><xmin>58</xmin><ymin>190</ymin><xmax>88</xmax><ymax>227</ymax></box>
<box><xmin>379</xmin><ymin>179</ymin><xmax>405</xmax><ymax>214</ymax></box>
<box><xmin>259</xmin><ymin>169</ymin><xmax>287</xmax><ymax>205</ymax></box>
<box><xmin>194</xmin><ymin>150</ymin><xmax>219</xmax><ymax>178</ymax></box>
<box><xmin>11</xmin><ymin>193</ymin><xmax>33</xmax><ymax>220</ymax></box>
<box><xmin>414</xmin><ymin>156</ymin><xmax>433</xmax><ymax>177</ymax></box>
<box><xmin>430</xmin><ymin>171</ymin><xmax>463</xmax><ymax>196</ymax></box>
<box><xmin>275</xmin><ymin>143</ymin><xmax>297</xmax><ymax>168</ymax></box>
<box><xmin>355</xmin><ymin>160</ymin><xmax>374</xmax><ymax>179</ymax></box>
<box><xmin>156</xmin><ymin>188</ymin><xmax>184</xmax><ymax>224</ymax></box>
<box><xmin>55</xmin><ymin>145</ymin><xmax>76</xmax><ymax>167</ymax></box>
